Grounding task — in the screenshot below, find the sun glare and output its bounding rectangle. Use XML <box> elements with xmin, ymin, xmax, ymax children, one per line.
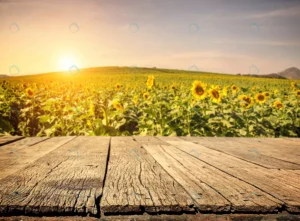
<box><xmin>58</xmin><ymin>55</ymin><xmax>77</xmax><ymax>72</ymax></box>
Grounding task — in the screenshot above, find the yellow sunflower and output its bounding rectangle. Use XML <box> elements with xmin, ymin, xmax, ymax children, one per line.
<box><xmin>263</xmin><ymin>92</ymin><xmax>270</xmax><ymax>97</ymax></box>
<box><xmin>255</xmin><ymin>93</ymin><xmax>267</xmax><ymax>104</ymax></box>
<box><xmin>112</xmin><ymin>100</ymin><xmax>123</xmax><ymax>111</ymax></box>
<box><xmin>273</xmin><ymin>101</ymin><xmax>283</xmax><ymax>110</ymax></box>
<box><xmin>209</xmin><ymin>88</ymin><xmax>221</xmax><ymax>103</ymax></box>
<box><xmin>231</xmin><ymin>85</ymin><xmax>238</xmax><ymax>95</ymax></box>
<box><xmin>133</xmin><ymin>95</ymin><xmax>139</xmax><ymax>105</ymax></box>
<box><xmin>291</xmin><ymin>82</ymin><xmax>297</xmax><ymax>88</ymax></box>
<box><xmin>25</xmin><ymin>88</ymin><xmax>34</xmax><ymax>98</ymax></box>
<box><xmin>146</xmin><ymin>75</ymin><xmax>155</xmax><ymax>89</ymax></box>
<box><xmin>143</xmin><ymin>92</ymin><xmax>149</xmax><ymax>99</ymax></box>
<box><xmin>116</xmin><ymin>83</ymin><xmax>122</xmax><ymax>90</ymax></box>
<box><xmin>222</xmin><ymin>86</ymin><xmax>229</xmax><ymax>97</ymax></box>
<box><xmin>239</xmin><ymin>95</ymin><xmax>254</xmax><ymax>108</ymax></box>
<box><xmin>296</xmin><ymin>90</ymin><xmax>300</xmax><ymax>97</ymax></box>
<box><xmin>191</xmin><ymin>80</ymin><xmax>207</xmax><ymax>100</ymax></box>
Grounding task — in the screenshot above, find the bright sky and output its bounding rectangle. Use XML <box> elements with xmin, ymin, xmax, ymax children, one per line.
<box><xmin>0</xmin><ymin>0</ymin><xmax>300</xmax><ymax>75</ymax></box>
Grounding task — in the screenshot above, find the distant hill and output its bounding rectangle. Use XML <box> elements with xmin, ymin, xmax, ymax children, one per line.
<box><xmin>0</xmin><ymin>75</ymin><xmax>9</xmax><ymax>78</ymax></box>
<box><xmin>241</xmin><ymin>73</ymin><xmax>286</xmax><ymax>79</ymax></box>
<box><xmin>277</xmin><ymin>67</ymin><xmax>300</xmax><ymax>79</ymax></box>
<box><xmin>239</xmin><ymin>67</ymin><xmax>300</xmax><ymax>80</ymax></box>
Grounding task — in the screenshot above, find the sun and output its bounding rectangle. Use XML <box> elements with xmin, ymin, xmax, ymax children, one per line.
<box><xmin>58</xmin><ymin>55</ymin><xmax>77</xmax><ymax>71</ymax></box>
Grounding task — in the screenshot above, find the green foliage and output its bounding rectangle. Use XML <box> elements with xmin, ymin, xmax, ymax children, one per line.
<box><xmin>0</xmin><ymin>67</ymin><xmax>299</xmax><ymax>137</ymax></box>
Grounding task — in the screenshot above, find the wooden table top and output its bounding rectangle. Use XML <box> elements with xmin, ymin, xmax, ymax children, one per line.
<box><xmin>0</xmin><ymin>136</ymin><xmax>299</xmax><ymax>220</ymax></box>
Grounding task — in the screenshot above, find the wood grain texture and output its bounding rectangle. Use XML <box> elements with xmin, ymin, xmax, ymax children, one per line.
<box><xmin>135</xmin><ymin>137</ymin><xmax>281</xmax><ymax>213</ymax></box>
<box><xmin>0</xmin><ymin>136</ymin><xmax>24</xmax><ymax>146</ymax></box>
<box><xmin>181</xmin><ymin>137</ymin><xmax>300</xmax><ymax>169</ymax></box>
<box><xmin>100</xmin><ymin>136</ymin><xmax>194</xmax><ymax>215</ymax></box>
<box><xmin>0</xmin><ymin>136</ymin><xmax>110</xmax><ymax>216</ymax></box>
<box><xmin>0</xmin><ymin>137</ymin><xmax>75</xmax><ymax>180</ymax></box>
<box><xmin>158</xmin><ymin>137</ymin><xmax>300</xmax><ymax>213</ymax></box>
<box><xmin>283</xmin><ymin>138</ymin><xmax>300</xmax><ymax>143</ymax></box>
<box><xmin>225</xmin><ymin>138</ymin><xmax>300</xmax><ymax>164</ymax></box>
<box><xmin>2</xmin><ymin>214</ymin><xmax>300</xmax><ymax>221</ymax></box>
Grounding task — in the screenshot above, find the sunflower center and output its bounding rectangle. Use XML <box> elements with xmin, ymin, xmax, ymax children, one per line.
<box><xmin>212</xmin><ymin>90</ymin><xmax>219</xmax><ymax>98</ymax></box>
<box><xmin>258</xmin><ymin>95</ymin><xmax>264</xmax><ymax>101</ymax></box>
<box><xmin>243</xmin><ymin>97</ymin><xmax>251</xmax><ymax>104</ymax></box>
<box><xmin>195</xmin><ymin>86</ymin><xmax>204</xmax><ymax>95</ymax></box>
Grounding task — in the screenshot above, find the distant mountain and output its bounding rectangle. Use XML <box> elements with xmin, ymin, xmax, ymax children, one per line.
<box><xmin>241</xmin><ymin>73</ymin><xmax>286</xmax><ymax>79</ymax></box>
<box><xmin>239</xmin><ymin>67</ymin><xmax>300</xmax><ymax>80</ymax></box>
<box><xmin>264</xmin><ymin>73</ymin><xmax>286</xmax><ymax>79</ymax></box>
<box><xmin>0</xmin><ymin>75</ymin><xmax>9</xmax><ymax>78</ymax></box>
<box><xmin>277</xmin><ymin>67</ymin><xmax>300</xmax><ymax>80</ymax></box>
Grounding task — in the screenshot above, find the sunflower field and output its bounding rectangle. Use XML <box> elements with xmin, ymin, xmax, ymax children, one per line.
<box><xmin>0</xmin><ymin>67</ymin><xmax>300</xmax><ymax>137</ymax></box>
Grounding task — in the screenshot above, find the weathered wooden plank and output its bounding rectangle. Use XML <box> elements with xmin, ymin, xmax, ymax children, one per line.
<box><xmin>181</xmin><ymin>137</ymin><xmax>300</xmax><ymax>169</ymax></box>
<box><xmin>0</xmin><ymin>136</ymin><xmax>24</xmax><ymax>146</ymax></box>
<box><xmin>0</xmin><ymin>137</ymin><xmax>48</xmax><ymax>152</ymax></box>
<box><xmin>1</xmin><ymin>213</ymin><xmax>300</xmax><ymax>221</ymax></box>
<box><xmin>0</xmin><ymin>137</ymin><xmax>49</xmax><ymax>178</ymax></box>
<box><xmin>283</xmin><ymin>138</ymin><xmax>300</xmax><ymax>143</ymax></box>
<box><xmin>0</xmin><ymin>137</ymin><xmax>75</xmax><ymax>180</ymax></box>
<box><xmin>157</xmin><ymin>137</ymin><xmax>300</xmax><ymax>213</ymax></box>
<box><xmin>100</xmin><ymin>136</ymin><xmax>194</xmax><ymax>215</ymax></box>
<box><xmin>131</xmin><ymin>139</ymin><xmax>230</xmax><ymax>213</ymax></box>
<box><xmin>0</xmin><ymin>136</ymin><xmax>110</xmax><ymax>216</ymax></box>
<box><xmin>135</xmin><ymin>137</ymin><xmax>282</xmax><ymax>213</ymax></box>
<box><xmin>225</xmin><ymin>138</ymin><xmax>300</xmax><ymax>164</ymax></box>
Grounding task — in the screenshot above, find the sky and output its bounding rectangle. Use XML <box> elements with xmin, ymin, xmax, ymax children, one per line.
<box><xmin>0</xmin><ymin>0</ymin><xmax>300</xmax><ymax>75</ymax></box>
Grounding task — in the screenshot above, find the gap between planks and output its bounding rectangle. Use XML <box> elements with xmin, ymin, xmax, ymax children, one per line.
<box><xmin>154</xmin><ymin>137</ymin><xmax>300</xmax><ymax>213</ymax></box>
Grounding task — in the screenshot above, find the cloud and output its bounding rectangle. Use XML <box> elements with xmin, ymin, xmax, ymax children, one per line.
<box><xmin>169</xmin><ymin>51</ymin><xmax>253</xmax><ymax>60</ymax></box>
<box><xmin>251</xmin><ymin>6</ymin><xmax>300</xmax><ymax>18</ymax></box>
<box><xmin>212</xmin><ymin>39</ymin><xmax>300</xmax><ymax>47</ymax></box>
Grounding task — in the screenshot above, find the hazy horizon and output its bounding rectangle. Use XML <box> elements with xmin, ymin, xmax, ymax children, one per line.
<box><xmin>1</xmin><ymin>0</ymin><xmax>300</xmax><ymax>76</ymax></box>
